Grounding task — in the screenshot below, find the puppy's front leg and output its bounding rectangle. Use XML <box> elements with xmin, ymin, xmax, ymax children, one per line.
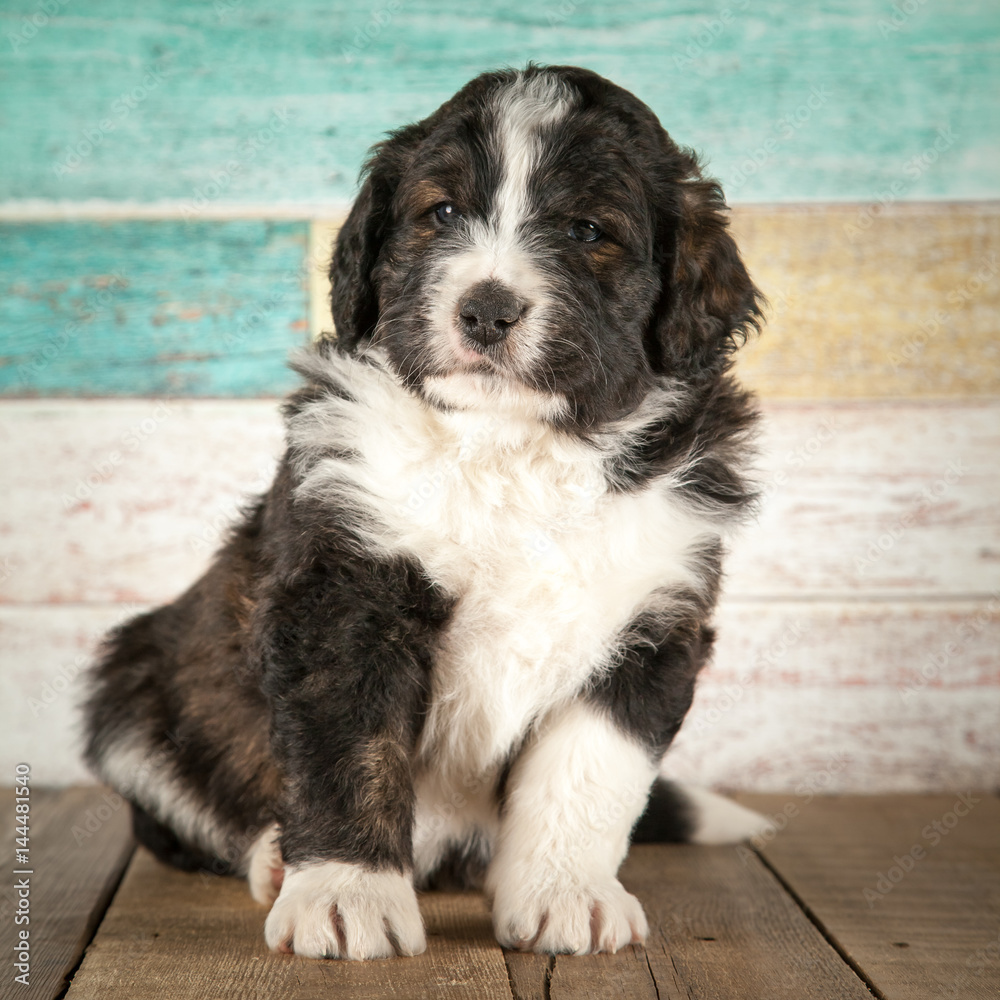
<box><xmin>487</xmin><ymin>701</ymin><xmax>658</xmax><ymax>955</ymax></box>
<box><xmin>256</xmin><ymin>560</ymin><xmax>442</xmax><ymax>960</ymax></box>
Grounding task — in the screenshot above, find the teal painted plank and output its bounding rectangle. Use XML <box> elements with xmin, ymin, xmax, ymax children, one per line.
<box><xmin>0</xmin><ymin>221</ymin><xmax>309</xmax><ymax>396</ymax></box>
<box><xmin>0</xmin><ymin>0</ymin><xmax>997</xmax><ymax>205</ymax></box>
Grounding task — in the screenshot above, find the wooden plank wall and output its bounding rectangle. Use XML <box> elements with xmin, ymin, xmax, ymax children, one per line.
<box><xmin>2</xmin><ymin>0</ymin><xmax>998</xmax><ymax>207</ymax></box>
<box><xmin>0</xmin><ymin>1</ymin><xmax>998</xmax><ymax>791</ymax></box>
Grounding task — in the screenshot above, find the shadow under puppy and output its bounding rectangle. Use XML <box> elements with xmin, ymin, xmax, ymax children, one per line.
<box><xmin>84</xmin><ymin>64</ymin><xmax>769</xmax><ymax>960</ymax></box>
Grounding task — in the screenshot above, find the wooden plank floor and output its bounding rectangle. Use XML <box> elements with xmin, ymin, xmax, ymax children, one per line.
<box><xmin>0</xmin><ymin>787</ymin><xmax>133</xmax><ymax>1000</ymax></box>
<box><xmin>739</xmin><ymin>793</ymin><xmax>1000</xmax><ymax>1000</ymax></box>
<box><xmin>2</xmin><ymin>790</ymin><xmax>997</xmax><ymax>999</ymax></box>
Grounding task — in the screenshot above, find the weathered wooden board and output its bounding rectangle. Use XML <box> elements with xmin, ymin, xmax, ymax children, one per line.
<box><xmin>502</xmin><ymin>951</ymin><xmax>551</xmax><ymax>1000</ymax></box>
<box><xmin>5</xmin><ymin>790</ymin><xmax>995</xmax><ymax>999</ymax></box>
<box><xmin>738</xmin><ymin>794</ymin><xmax>1000</xmax><ymax>1000</ymax></box>
<box><xmin>0</xmin><ymin>399</ymin><xmax>285</xmax><ymax>605</ymax></box>
<box><xmin>547</xmin><ymin>947</ymin><xmax>658</xmax><ymax>999</ymax></box>
<box><xmin>2</xmin><ymin>1</ymin><xmax>997</xmax><ymax>207</ymax></box>
<box><xmin>731</xmin><ymin>203</ymin><xmax>1000</xmax><ymax>399</ymax></box>
<box><xmin>58</xmin><ymin>832</ymin><xmax>877</xmax><ymax>999</ymax></box>
<box><xmin>0</xmin><ymin>605</ymin><xmax>136</xmax><ymax>787</ymax></box>
<box><xmin>1</xmin><ymin>400</ymin><xmax>995</xmax><ymax>603</ymax></box>
<box><xmin>0</xmin><ymin>788</ymin><xmax>58</xmax><ymax>932</ymax></box>
<box><xmin>725</xmin><ymin>400</ymin><xmax>1000</xmax><ymax>598</ymax></box>
<box><xmin>620</xmin><ymin>843</ymin><xmax>874</xmax><ymax>998</ymax></box>
<box><xmin>309</xmin><ymin>208</ymin><xmax>1000</xmax><ymax>401</ymax></box>
<box><xmin>308</xmin><ymin>220</ymin><xmax>341</xmax><ymax>340</ymax></box>
<box><xmin>63</xmin><ymin>847</ymin><xmax>514</xmax><ymax>1000</ymax></box>
<box><xmin>708</xmin><ymin>600</ymin><xmax>1000</xmax><ymax>692</ymax></box>
<box><xmin>0</xmin><ymin>221</ymin><xmax>310</xmax><ymax>397</ymax></box>
<box><xmin>5</xmin><ymin>206</ymin><xmax>998</xmax><ymax>398</ymax></box>
<box><xmin>4</xmin><ymin>600</ymin><xmax>997</xmax><ymax>791</ymax></box>
<box><xmin>666</xmin><ymin>685</ymin><xmax>1000</xmax><ymax>794</ymax></box>
<box><xmin>0</xmin><ymin>786</ymin><xmax>134</xmax><ymax>1000</ymax></box>
<box><xmin>664</xmin><ymin>599</ymin><xmax>1000</xmax><ymax>792</ymax></box>
<box><xmin>1</xmin><ymin>399</ymin><xmax>997</xmax><ymax>791</ymax></box>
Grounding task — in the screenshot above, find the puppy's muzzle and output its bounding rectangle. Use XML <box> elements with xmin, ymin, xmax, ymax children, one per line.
<box><xmin>458</xmin><ymin>280</ymin><xmax>528</xmax><ymax>349</ymax></box>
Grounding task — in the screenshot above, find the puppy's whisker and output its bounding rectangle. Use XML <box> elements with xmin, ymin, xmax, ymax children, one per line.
<box><xmin>545</xmin><ymin>334</ymin><xmax>608</xmax><ymax>392</ymax></box>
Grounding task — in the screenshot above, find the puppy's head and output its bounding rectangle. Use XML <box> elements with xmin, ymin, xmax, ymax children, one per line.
<box><xmin>330</xmin><ymin>65</ymin><xmax>762</xmax><ymax>427</ymax></box>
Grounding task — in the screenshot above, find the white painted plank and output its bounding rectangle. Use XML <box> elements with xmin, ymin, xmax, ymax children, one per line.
<box><xmin>0</xmin><ymin>604</ymin><xmax>133</xmax><ymax>785</ymax></box>
<box><xmin>0</xmin><ymin>400</ymin><xmax>997</xmax><ymax>604</ymax></box>
<box><xmin>662</xmin><ymin>599</ymin><xmax>1000</xmax><ymax>793</ymax></box>
<box><xmin>726</xmin><ymin>401</ymin><xmax>1000</xmax><ymax>598</ymax></box>
<box><xmin>708</xmin><ymin>599</ymin><xmax>1000</xmax><ymax>691</ymax></box>
<box><xmin>0</xmin><ymin>399</ymin><xmax>283</xmax><ymax>604</ymax></box>
<box><xmin>664</xmin><ymin>686</ymin><xmax>1000</xmax><ymax>795</ymax></box>
<box><xmin>2</xmin><ymin>601</ymin><xmax>997</xmax><ymax>791</ymax></box>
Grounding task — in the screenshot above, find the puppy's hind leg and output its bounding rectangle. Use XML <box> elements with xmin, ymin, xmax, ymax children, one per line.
<box><xmin>131</xmin><ymin>801</ymin><xmax>229</xmax><ymax>873</ymax></box>
<box><xmin>246</xmin><ymin>822</ymin><xmax>285</xmax><ymax>905</ymax></box>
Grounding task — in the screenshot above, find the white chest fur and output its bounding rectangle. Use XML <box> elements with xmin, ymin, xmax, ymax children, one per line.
<box><xmin>291</xmin><ymin>356</ymin><xmax>718</xmax><ymax>780</ymax></box>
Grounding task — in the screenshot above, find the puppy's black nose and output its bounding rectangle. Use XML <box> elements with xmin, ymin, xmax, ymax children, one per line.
<box><xmin>458</xmin><ymin>281</ymin><xmax>525</xmax><ymax>347</ymax></box>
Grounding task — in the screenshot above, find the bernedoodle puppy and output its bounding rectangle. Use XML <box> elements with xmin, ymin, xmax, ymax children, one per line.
<box><xmin>84</xmin><ymin>64</ymin><xmax>768</xmax><ymax>960</ymax></box>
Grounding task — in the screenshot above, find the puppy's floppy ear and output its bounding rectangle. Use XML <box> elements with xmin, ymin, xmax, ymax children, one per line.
<box><xmin>650</xmin><ymin>161</ymin><xmax>763</xmax><ymax>380</ymax></box>
<box><xmin>329</xmin><ymin>124</ymin><xmax>423</xmax><ymax>350</ymax></box>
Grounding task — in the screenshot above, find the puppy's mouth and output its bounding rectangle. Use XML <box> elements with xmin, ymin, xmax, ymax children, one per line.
<box><xmin>446</xmin><ymin>323</ymin><xmax>512</xmax><ymax>373</ymax></box>
<box><xmin>422</xmin><ymin>297</ymin><xmax>565</xmax><ymax>419</ymax></box>
<box><xmin>421</xmin><ymin>365</ymin><xmax>568</xmax><ymax>421</ymax></box>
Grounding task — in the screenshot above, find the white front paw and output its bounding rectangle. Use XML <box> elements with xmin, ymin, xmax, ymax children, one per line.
<box><xmin>263</xmin><ymin>861</ymin><xmax>426</xmax><ymax>960</ymax></box>
<box><xmin>492</xmin><ymin>875</ymin><xmax>648</xmax><ymax>955</ymax></box>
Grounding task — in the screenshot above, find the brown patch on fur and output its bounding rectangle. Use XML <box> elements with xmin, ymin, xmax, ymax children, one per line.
<box><xmin>231</xmin><ymin>590</ymin><xmax>257</xmax><ymax>633</ymax></box>
<box><xmin>668</xmin><ymin>180</ymin><xmax>762</xmax><ymax>364</ymax></box>
<box><xmin>341</xmin><ymin>733</ymin><xmax>415</xmax><ymax>868</ymax></box>
<box><xmin>399</xmin><ymin>178</ymin><xmax>451</xmax><ymax>218</ymax></box>
<box><xmin>589</xmin><ymin>240</ymin><xmax>625</xmax><ymax>269</ymax></box>
<box><xmin>354</xmin><ymin>735</ymin><xmax>412</xmax><ymax>814</ymax></box>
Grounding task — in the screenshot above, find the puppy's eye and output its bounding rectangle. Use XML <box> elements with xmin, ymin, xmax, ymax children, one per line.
<box><xmin>568</xmin><ymin>219</ymin><xmax>603</xmax><ymax>242</ymax></box>
<box><xmin>434</xmin><ymin>203</ymin><xmax>462</xmax><ymax>224</ymax></box>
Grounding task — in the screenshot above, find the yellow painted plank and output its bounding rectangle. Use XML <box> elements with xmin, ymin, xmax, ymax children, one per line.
<box><xmin>307</xmin><ymin>220</ymin><xmax>340</xmax><ymax>341</ymax></box>
<box><xmin>731</xmin><ymin>202</ymin><xmax>999</xmax><ymax>399</ymax></box>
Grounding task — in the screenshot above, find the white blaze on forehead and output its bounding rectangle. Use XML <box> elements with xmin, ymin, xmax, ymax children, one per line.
<box><xmin>492</xmin><ymin>72</ymin><xmax>575</xmax><ymax>241</ymax></box>
<box><xmin>425</xmin><ymin>72</ymin><xmax>576</xmax><ymax>391</ymax></box>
